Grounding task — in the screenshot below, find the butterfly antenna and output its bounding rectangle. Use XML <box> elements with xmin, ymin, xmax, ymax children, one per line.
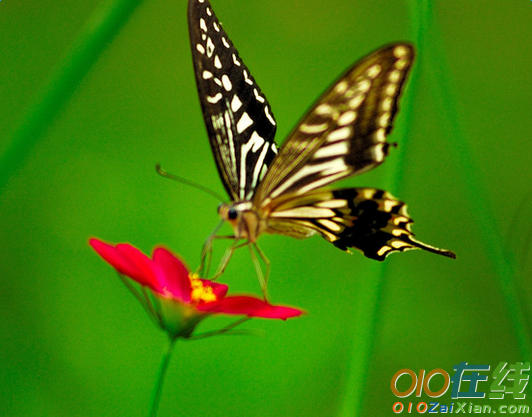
<box><xmin>156</xmin><ymin>164</ymin><xmax>225</xmax><ymax>202</ymax></box>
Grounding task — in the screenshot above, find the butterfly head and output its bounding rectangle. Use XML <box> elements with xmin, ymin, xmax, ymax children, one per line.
<box><xmin>218</xmin><ymin>201</ymin><xmax>265</xmax><ymax>242</ymax></box>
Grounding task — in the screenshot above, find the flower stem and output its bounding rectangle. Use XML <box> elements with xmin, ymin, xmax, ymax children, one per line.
<box><xmin>413</xmin><ymin>1</ymin><xmax>532</xmax><ymax>396</ymax></box>
<box><xmin>149</xmin><ymin>337</ymin><xmax>177</xmax><ymax>417</ymax></box>
<box><xmin>0</xmin><ymin>0</ymin><xmax>145</xmax><ymax>196</ymax></box>
<box><xmin>336</xmin><ymin>6</ymin><xmax>422</xmax><ymax>417</ymax></box>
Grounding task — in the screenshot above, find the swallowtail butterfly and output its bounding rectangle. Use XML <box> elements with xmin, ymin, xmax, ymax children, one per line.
<box><xmin>187</xmin><ymin>0</ymin><xmax>455</xmax><ymax>280</ymax></box>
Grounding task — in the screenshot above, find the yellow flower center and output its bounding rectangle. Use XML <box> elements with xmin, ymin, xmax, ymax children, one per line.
<box><xmin>190</xmin><ymin>274</ymin><xmax>217</xmax><ymax>304</ymax></box>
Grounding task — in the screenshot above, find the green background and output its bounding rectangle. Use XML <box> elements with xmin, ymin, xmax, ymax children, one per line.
<box><xmin>1</xmin><ymin>0</ymin><xmax>531</xmax><ymax>415</ymax></box>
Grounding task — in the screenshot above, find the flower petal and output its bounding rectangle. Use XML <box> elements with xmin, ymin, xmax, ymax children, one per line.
<box><xmin>198</xmin><ymin>296</ymin><xmax>303</xmax><ymax>320</ymax></box>
<box><xmin>90</xmin><ymin>239</ymin><xmax>158</xmax><ymax>290</ymax></box>
<box><xmin>152</xmin><ymin>247</ymin><xmax>191</xmax><ymax>302</ymax></box>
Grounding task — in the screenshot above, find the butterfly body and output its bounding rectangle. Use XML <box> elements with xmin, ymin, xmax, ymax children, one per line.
<box><xmin>187</xmin><ymin>0</ymin><xmax>455</xmax><ymax>266</ymax></box>
<box><xmin>218</xmin><ymin>201</ymin><xmax>266</xmax><ymax>242</ymax></box>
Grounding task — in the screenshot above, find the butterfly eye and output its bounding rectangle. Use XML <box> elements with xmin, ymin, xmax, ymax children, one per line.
<box><xmin>227</xmin><ymin>208</ymin><xmax>239</xmax><ymax>220</ymax></box>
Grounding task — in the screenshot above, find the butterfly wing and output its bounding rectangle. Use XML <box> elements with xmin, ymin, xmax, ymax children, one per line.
<box><xmin>266</xmin><ymin>188</ymin><xmax>456</xmax><ymax>260</ymax></box>
<box><xmin>188</xmin><ymin>0</ymin><xmax>279</xmax><ymax>201</ymax></box>
<box><xmin>254</xmin><ymin>44</ymin><xmax>414</xmax><ymax>206</ymax></box>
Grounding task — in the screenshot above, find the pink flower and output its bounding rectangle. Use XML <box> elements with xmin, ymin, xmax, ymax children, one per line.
<box><xmin>89</xmin><ymin>239</ymin><xmax>302</xmax><ymax>338</ymax></box>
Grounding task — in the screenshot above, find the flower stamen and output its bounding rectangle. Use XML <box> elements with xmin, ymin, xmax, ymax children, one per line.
<box><xmin>190</xmin><ymin>274</ymin><xmax>217</xmax><ymax>304</ymax></box>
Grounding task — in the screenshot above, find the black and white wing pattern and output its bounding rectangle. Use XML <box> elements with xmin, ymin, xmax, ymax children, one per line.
<box><xmin>187</xmin><ymin>0</ymin><xmax>455</xmax><ymax>261</ymax></box>
<box><xmin>188</xmin><ymin>0</ymin><xmax>278</xmax><ymax>201</ymax></box>
<box><xmin>255</xmin><ymin>44</ymin><xmax>414</xmax><ymax>205</ymax></box>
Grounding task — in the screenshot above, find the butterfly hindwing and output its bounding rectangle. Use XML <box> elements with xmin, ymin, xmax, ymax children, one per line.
<box><xmin>188</xmin><ymin>0</ymin><xmax>278</xmax><ymax>201</ymax></box>
<box><xmin>255</xmin><ymin>44</ymin><xmax>414</xmax><ymax>205</ymax></box>
<box><xmin>267</xmin><ymin>188</ymin><xmax>455</xmax><ymax>260</ymax></box>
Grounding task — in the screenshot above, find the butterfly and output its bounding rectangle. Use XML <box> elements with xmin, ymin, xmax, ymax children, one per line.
<box><xmin>187</xmin><ymin>0</ymin><xmax>455</xmax><ymax>286</ymax></box>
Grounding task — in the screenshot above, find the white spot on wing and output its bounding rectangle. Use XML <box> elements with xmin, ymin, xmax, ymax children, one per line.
<box><xmin>379</xmin><ymin>112</ymin><xmax>391</xmax><ymax>127</ymax></box>
<box><xmin>213</xmin><ymin>22</ymin><xmax>220</xmax><ymax>32</ymax></box>
<box><xmin>232</xmin><ymin>54</ymin><xmax>241</xmax><ymax>66</ymax></box>
<box><xmin>356</xmin><ymin>79</ymin><xmax>371</xmax><ymax>93</ymax></box>
<box><xmin>395</xmin><ymin>58</ymin><xmax>408</xmax><ymax>70</ymax></box>
<box><xmin>348</xmin><ymin>94</ymin><xmax>365</xmax><ymax>109</ymax></box>
<box><xmin>385</xmin><ymin>84</ymin><xmax>398</xmax><ymax>96</ymax></box>
<box><xmin>253</xmin><ymin>88</ymin><xmax>265</xmax><ymax>103</ymax></box>
<box><xmin>316</xmin><ymin>199</ymin><xmax>347</xmax><ymax>209</ymax></box>
<box><xmin>222</xmin><ymin>37</ymin><xmax>230</xmax><ymax>48</ymax></box>
<box><xmin>259</xmin><ymin>164</ymin><xmax>268</xmax><ymax>181</ymax></box>
<box><xmin>221</xmin><ymin>74</ymin><xmax>233</xmax><ymax>91</ymax></box>
<box><xmin>366</xmin><ymin>64</ymin><xmax>382</xmax><ymax>78</ymax></box>
<box><xmin>299</xmin><ymin>122</ymin><xmax>329</xmax><ymax>134</ymax></box>
<box><xmin>394</xmin><ymin>45</ymin><xmax>409</xmax><ymax>58</ymax></box>
<box><xmin>271</xmin><ymin>207</ymin><xmax>335</xmax><ymax>219</ymax></box>
<box><xmin>249</xmin><ymin>140</ymin><xmax>270</xmax><ymax>196</ymax></box>
<box><xmin>315</xmin><ymin>104</ymin><xmax>335</xmax><ymax>116</ymax></box>
<box><xmin>196</xmin><ymin>44</ymin><xmax>205</xmax><ymax>54</ymax></box>
<box><xmin>326</xmin><ymin>127</ymin><xmax>352</xmax><ymax>142</ymax></box>
<box><xmin>371</xmin><ymin>143</ymin><xmax>387</xmax><ymax>162</ymax></box>
<box><xmin>375</xmin><ymin>128</ymin><xmax>386</xmax><ymax>142</ymax></box>
<box><xmin>206</xmin><ymin>38</ymin><xmax>215</xmax><ymax>57</ymax></box>
<box><xmin>381</xmin><ymin>97</ymin><xmax>393</xmax><ymax>112</ymax></box>
<box><xmin>338</xmin><ymin>110</ymin><xmax>357</xmax><ymax>126</ymax></box>
<box><xmin>199</xmin><ymin>18</ymin><xmax>207</xmax><ymax>32</ymax></box>
<box><xmin>231</xmin><ymin>95</ymin><xmax>242</xmax><ymax>112</ymax></box>
<box><xmin>202</xmin><ymin>70</ymin><xmax>213</xmax><ymax>79</ymax></box>
<box><xmin>383</xmin><ymin>199</ymin><xmax>398</xmax><ymax>212</ymax></box>
<box><xmin>243</xmin><ymin>70</ymin><xmax>253</xmax><ymax>85</ymax></box>
<box><xmin>391</xmin><ymin>240</ymin><xmax>410</xmax><ymax>249</ymax></box>
<box><xmin>314</xmin><ymin>142</ymin><xmax>349</xmax><ymax>159</ymax></box>
<box><xmin>388</xmin><ymin>70</ymin><xmax>401</xmax><ymax>83</ymax></box>
<box><xmin>334</xmin><ymin>81</ymin><xmax>348</xmax><ymax>94</ymax></box>
<box><xmin>318</xmin><ymin>219</ymin><xmax>342</xmax><ymax>232</ymax></box>
<box><xmin>236</xmin><ymin>112</ymin><xmax>253</xmax><ymax>134</ymax></box>
<box><xmin>250</xmin><ymin>132</ymin><xmax>265</xmax><ymax>152</ymax></box>
<box><xmin>377</xmin><ymin>246</ymin><xmax>391</xmax><ymax>257</ymax></box>
<box><xmin>265</xmin><ymin>106</ymin><xmax>276</xmax><ymax>126</ymax></box>
<box><xmin>214</xmin><ymin>55</ymin><xmax>222</xmax><ymax>69</ymax></box>
<box><xmin>207</xmin><ymin>93</ymin><xmax>223</xmax><ymax>104</ymax></box>
<box><xmin>239</xmin><ymin>131</ymin><xmax>266</xmax><ymax>198</ymax></box>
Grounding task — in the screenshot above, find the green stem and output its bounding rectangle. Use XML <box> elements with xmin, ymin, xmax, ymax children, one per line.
<box><xmin>336</xmin><ymin>38</ymin><xmax>420</xmax><ymax>417</ymax></box>
<box><xmin>149</xmin><ymin>337</ymin><xmax>177</xmax><ymax>417</ymax></box>
<box><xmin>412</xmin><ymin>0</ymin><xmax>532</xmax><ymax>365</ymax></box>
<box><xmin>0</xmin><ymin>0</ymin><xmax>145</xmax><ymax>195</ymax></box>
<box><xmin>336</xmin><ymin>4</ymin><xmax>426</xmax><ymax>416</ymax></box>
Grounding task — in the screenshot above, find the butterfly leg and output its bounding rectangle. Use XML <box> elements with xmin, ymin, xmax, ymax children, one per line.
<box><xmin>198</xmin><ymin>220</ymin><xmax>233</xmax><ymax>277</ymax></box>
<box><xmin>212</xmin><ymin>238</ymin><xmax>247</xmax><ymax>279</ymax></box>
<box><xmin>249</xmin><ymin>243</ymin><xmax>271</xmax><ymax>300</ymax></box>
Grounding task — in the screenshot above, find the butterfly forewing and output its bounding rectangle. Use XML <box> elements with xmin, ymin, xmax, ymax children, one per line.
<box><xmin>188</xmin><ymin>0</ymin><xmax>279</xmax><ymax>201</ymax></box>
<box><xmin>254</xmin><ymin>44</ymin><xmax>414</xmax><ymax>205</ymax></box>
